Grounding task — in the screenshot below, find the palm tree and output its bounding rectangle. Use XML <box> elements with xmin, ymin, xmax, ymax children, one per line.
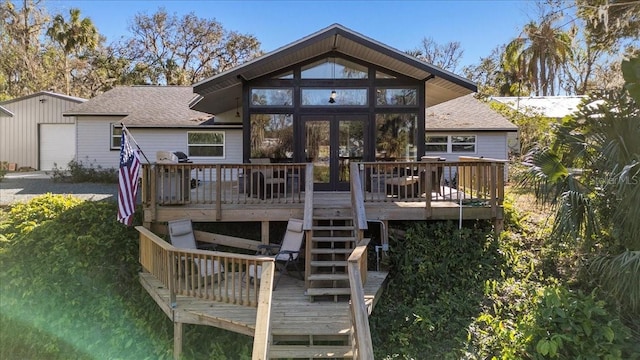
<box><xmin>47</xmin><ymin>8</ymin><xmax>98</xmax><ymax>95</ymax></box>
<box><xmin>521</xmin><ymin>56</ymin><xmax>640</xmax><ymax>314</ymax></box>
<box><xmin>504</xmin><ymin>16</ymin><xmax>573</xmax><ymax>96</ymax></box>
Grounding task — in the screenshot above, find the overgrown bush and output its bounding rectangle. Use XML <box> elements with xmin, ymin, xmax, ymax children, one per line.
<box><xmin>0</xmin><ymin>195</ymin><xmax>251</xmax><ymax>359</ymax></box>
<box><xmin>525</xmin><ymin>285</ymin><xmax>635</xmax><ymax>359</ymax></box>
<box><xmin>370</xmin><ymin>221</ymin><xmax>504</xmax><ymax>358</ymax></box>
<box><xmin>50</xmin><ymin>158</ymin><xmax>118</xmax><ymax>183</ymax></box>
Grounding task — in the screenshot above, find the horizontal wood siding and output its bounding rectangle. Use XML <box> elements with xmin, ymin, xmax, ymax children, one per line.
<box><xmin>0</xmin><ymin>94</ymin><xmax>80</xmax><ymax>169</ymax></box>
<box><xmin>76</xmin><ymin>117</ymin><xmax>243</xmax><ymax>172</ymax></box>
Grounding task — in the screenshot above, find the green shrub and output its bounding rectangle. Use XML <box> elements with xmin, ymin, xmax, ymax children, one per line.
<box><xmin>50</xmin><ymin>158</ymin><xmax>118</xmax><ymax>183</ymax></box>
<box><xmin>371</xmin><ymin>221</ymin><xmax>504</xmax><ymax>358</ymax></box>
<box><xmin>0</xmin><ymin>195</ymin><xmax>251</xmax><ymax>359</ymax></box>
<box><xmin>526</xmin><ymin>285</ymin><xmax>634</xmax><ymax>359</ymax></box>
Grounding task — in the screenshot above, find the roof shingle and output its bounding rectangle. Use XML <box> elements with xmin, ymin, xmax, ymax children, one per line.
<box><xmin>426</xmin><ymin>94</ymin><xmax>517</xmax><ymax>131</ymax></box>
<box><xmin>65</xmin><ymin>86</ymin><xmax>213</xmax><ymax>126</ymax></box>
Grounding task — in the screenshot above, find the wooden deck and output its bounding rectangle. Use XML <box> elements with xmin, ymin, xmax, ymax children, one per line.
<box><xmin>139</xmin><ymin>269</ymin><xmax>388</xmax><ymax>338</ymax></box>
<box><xmin>141</xmin><ymin>160</ymin><xmax>505</xmax><ymax>226</ymax></box>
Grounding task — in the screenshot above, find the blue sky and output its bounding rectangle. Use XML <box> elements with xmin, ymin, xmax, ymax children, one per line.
<box><xmin>45</xmin><ymin>0</ymin><xmax>540</xmax><ymax>70</ymax></box>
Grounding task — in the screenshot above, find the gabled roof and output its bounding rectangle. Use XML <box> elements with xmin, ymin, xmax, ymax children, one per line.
<box><xmin>0</xmin><ymin>91</ymin><xmax>86</xmax><ymax>105</ymax></box>
<box><xmin>191</xmin><ymin>23</ymin><xmax>477</xmax><ymax>114</ymax></box>
<box><xmin>490</xmin><ymin>95</ymin><xmax>588</xmax><ymax>118</ymax></box>
<box><xmin>64</xmin><ymin>86</ymin><xmax>214</xmax><ymax>127</ymax></box>
<box><xmin>426</xmin><ymin>94</ymin><xmax>517</xmax><ymax>132</ymax></box>
<box><xmin>0</xmin><ymin>105</ymin><xmax>13</xmax><ymax>117</ymax></box>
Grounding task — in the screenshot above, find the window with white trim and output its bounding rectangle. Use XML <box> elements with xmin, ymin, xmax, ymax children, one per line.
<box><xmin>425</xmin><ymin>134</ymin><xmax>476</xmax><ymax>153</ymax></box>
<box><xmin>188</xmin><ymin>131</ymin><xmax>225</xmax><ymax>157</ymax></box>
<box><xmin>111</xmin><ymin>123</ymin><xmax>122</xmax><ymax>150</ymax></box>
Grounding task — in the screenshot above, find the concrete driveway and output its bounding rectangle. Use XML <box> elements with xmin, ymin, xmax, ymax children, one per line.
<box><xmin>0</xmin><ymin>171</ymin><xmax>119</xmax><ymax>206</ymax></box>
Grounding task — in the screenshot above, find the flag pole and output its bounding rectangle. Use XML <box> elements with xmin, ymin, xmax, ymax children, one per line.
<box><xmin>121</xmin><ymin>123</ymin><xmax>151</xmax><ymax>164</ymax></box>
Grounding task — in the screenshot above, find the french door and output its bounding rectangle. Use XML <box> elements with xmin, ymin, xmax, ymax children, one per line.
<box><xmin>303</xmin><ymin>115</ymin><xmax>367</xmax><ymax>191</ymax></box>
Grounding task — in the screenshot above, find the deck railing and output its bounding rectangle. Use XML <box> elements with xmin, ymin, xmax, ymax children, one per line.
<box><xmin>137</xmin><ymin>226</ymin><xmax>275</xmax><ymax>307</ymax></box>
<box><xmin>359</xmin><ymin>159</ymin><xmax>505</xmax><ymax>215</ymax></box>
<box><xmin>251</xmin><ymin>261</ymin><xmax>275</xmax><ymax>360</ymax></box>
<box><xmin>141</xmin><ymin>163</ymin><xmax>307</xmax><ymax>207</ymax></box>
<box><xmin>350</xmin><ymin>162</ymin><xmax>368</xmax><ymax>242</ymax></box>
<box><xmin>348</xmin><ymin>238</ymin><xmax>373</xmax><ymax>359</ymax></box>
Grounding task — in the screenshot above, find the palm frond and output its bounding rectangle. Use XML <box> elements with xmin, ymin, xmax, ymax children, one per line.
<box><xmin>590</xmin><ymin>251</ymin><xmax>640</xmax><ymax>313</ymax></box>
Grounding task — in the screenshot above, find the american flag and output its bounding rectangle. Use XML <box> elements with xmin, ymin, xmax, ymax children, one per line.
<box><xmin>117</xmin><ymin>130</ymin><xmax>141</xmax><ymax>226</ymax></box>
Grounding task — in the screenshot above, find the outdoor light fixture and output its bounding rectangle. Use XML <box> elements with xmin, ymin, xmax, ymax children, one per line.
<box><xmin>329</xmin><ymin>90</ymin><xmax>337</xmax><ymax>103</ymax></box>
<box><xmin>235</xmin><ymin>97</ymin><xmax>240</xmax><ymax>117</ymax></box>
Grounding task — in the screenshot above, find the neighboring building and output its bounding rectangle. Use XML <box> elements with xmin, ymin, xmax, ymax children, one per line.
<box><xmin>490</xmin><ymin>95</ymin><xmax>588</xmax><ymax>119</ymax></box>
<box><xmin>0</xmin><ymin>91</ymin><xmax>86</xmax><ymax>170</ymax></box>
<box><xmin>64</xmin><ymin>86</ymin><xmax>229</xmax><ymax>169</ymax></box>
<box><xmin>426</xmin><ymin>94</ymin><xmax>517</xmax><ymax>161</ymax></box>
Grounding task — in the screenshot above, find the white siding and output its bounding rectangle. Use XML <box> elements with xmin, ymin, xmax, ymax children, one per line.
<box><xmin>0</xmin><ymin>94</ymin><xmax>81</xmax><ymax>169</ymax></box>
<box><xmin>76</xmin><ymin>116</ymin><xmax>243</xmax><ymax>171</ymax></box>
<box><xmin>424</xmin><ymin>132</ymin><xmax>509</xmax><ymax>161</ymax></box>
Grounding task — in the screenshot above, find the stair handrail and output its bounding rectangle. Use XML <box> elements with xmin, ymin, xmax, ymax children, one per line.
<box><xmin>303</xmin><ymin>163</ymin><xmax>314</xmax><ymax>231</ymax></box>
<box><xmin>348</xmin><ymin>238</ymin><xmax>374</xmax><ymax>359</ymax></box>
<box><xmin>251</xmin><ymin>261</ymin><xmax>276</xmax><ymax>360</ymax></box>
<box><xmin>350</xmin><ymin>162</ymin><xmax>368</xmax><ymax>240</ymax></box>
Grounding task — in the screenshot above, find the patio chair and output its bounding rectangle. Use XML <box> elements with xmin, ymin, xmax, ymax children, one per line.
<box><xmin>249</xmin><ymin>158</ymin><xmax>285</xmax><ymax>199</ymax></box>
<box><xmin>248</xmin><ymin>218</ymin><xmax>305</xmax><ymax>289</ymax></box>
<box><xmin>167</xmin><ymin>219</ymin><xmax>223</xmax><ymax>284</ymax></box>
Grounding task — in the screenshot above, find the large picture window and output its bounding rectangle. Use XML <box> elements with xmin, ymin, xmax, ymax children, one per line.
<box><xmin>188</xmin><ymin>131</ymin><xmax>224</xmax><ymax>157</ymax></box>
<box><xmin>250</xmin><ymin>88</ymin><xmax>293</xmax><ymax>106</ymax></box>
<box><xmin>250</xmin><ymin>114</ymin><xmax>294</xmax><ymax>160</ymax></box>
<box><xmin>425</xmin><ymin>134</ymin><xmax>476</xmax><ymax>153</ymax></box>
<box><xmin>110</xmin><ymin>123</ymin><xmax>122</xmax><ymax>150</ymax></box>
<box><xmin>375</xmin><ymin>113</ymin><xmax>417</xmax><ymax>161</ymax></box>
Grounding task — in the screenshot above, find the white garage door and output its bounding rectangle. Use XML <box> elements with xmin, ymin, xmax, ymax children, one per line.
<box><xmin>40</xmin><ymin>124</ymin><xmax>76</xmax><ymax>170</ymax></box>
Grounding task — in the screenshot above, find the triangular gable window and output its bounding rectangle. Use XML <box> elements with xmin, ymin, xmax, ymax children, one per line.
<box><xmin>301</xmin><ymin>58</ymin><xmax>367</xmax><ymax>79</ymax></box>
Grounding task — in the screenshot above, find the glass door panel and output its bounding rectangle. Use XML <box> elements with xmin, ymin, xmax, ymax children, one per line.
<box><xmin>338</xmin><ymin>120</ymin><xmax>365</xmax><ymax>184</ymax></box>
<box><xmin>304</xmin><ymin>116</ymin><xmax>366</xmax><ymax>191</ymax></box>
<box><xmin>305</xmin><ymin>121</ymin><xmax>331</xmax><ymax>186</ymax></box>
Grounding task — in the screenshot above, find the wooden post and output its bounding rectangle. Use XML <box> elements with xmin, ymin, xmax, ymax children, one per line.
<box><xmin>215</xmin><ymin>164</ymin><xmax>222</xmax><ymax>221</ymax></box>
<box><xmin>173</xmin><ymin>321</ymin><xmax>183</xmax><ymax>360</ymax></box>
<box><xmin>261</xmin><ymin>221</ymin><xmax>270</xmax><ymax>245</ymax></box>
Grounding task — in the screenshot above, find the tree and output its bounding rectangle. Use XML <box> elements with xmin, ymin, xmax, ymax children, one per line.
<box><xmin>122</xmin><ymin>8</ymin><xmax>262</xmax><ymax>85</ymax></box>
<box><xmin>408</xmin><ymin>37</ymin><xmax>463</xmax><ymax>73</ymax></box>
<box><xmin>0</xmin><ymin>0</ymin><xmax>52</xmax><ymax>97</ymax></box>
<box><xmin>46</xmin><ymin>8</ymin><xmax>99</xmax><ymax>95</ymax></box>
<box><xmin>521</xmin><ymin>56</ymin><xmax>640</xmax><ymax>313</ymax></box>
<box><xmin>504</xmin><ymin>15</ymin><xmax>574</xmax><ymax>96</ymax></box>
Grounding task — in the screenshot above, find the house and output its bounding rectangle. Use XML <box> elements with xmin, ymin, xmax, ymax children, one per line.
<box><xmin>426</xmin><ymin>94</ymin><xmax>518</xmax><ymax>161</ymax></box>
<box><xmin>69</xmin><ymin>24</ymin><xmax>512</xmax><ymax>359</ymax></box>
<box><xmin>64</xmin><ymin>86</ymin><xmax>230</xmax><ymax>169</ymax></box>
<box><xmin>65</xmin><ymin>23</ymin><xmax>496</xmax><ymax>193</ymax></box>
<box><xmin>0</xmin><ymin>91</ymin><xmax>85</xmax><ymax>170</ymax></box>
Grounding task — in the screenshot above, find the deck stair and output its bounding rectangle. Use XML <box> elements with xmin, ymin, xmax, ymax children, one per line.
<box><xmin>305</xmin><ymin>207</ymin><xmax>357</xmax><ymax>302</ymax></box>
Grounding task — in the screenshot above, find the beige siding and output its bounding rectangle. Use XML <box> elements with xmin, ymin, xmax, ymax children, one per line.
<box><xmin>0</xmin><ymin>93</ymin><xmax>82</xmax><ymax>170</ymax></box>
<box><xmin>76</xmin><ymin>116</ymin><xmax>243</xmax><ymax>172</ymax></box>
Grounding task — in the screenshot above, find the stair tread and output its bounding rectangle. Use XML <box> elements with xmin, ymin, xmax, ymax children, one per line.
<box><xmin>269</xmin><ymin>344</ymin><xmax>353</xmax><ymax>358</ymax></box>
<box><xmin>310</xmin><ymin>248</ymin><xmax>353</xmax><ymax>254</ymax></box>
<box><xmin>312</xmin><ymin>225</ymin><xmax>355</xmax><ymax>230</ymax></box>
<box><xmin>311</xmin><ymin>236</ymin><xmax>357</xmax><ymax>242</ymax></box>
<box><xmin>305</xmin><ymin>288</ymin><xmax>351</xmax><ymax>296</ymax></box>
<box><xmin>310</xmin><ymin>260</ymin><xmax>348</xmax><ymax>266</ymax></box>
<box><xmin>308</xmin><ymin>274</ymin><xmax>350</xmax><ymax>281</ymax></box>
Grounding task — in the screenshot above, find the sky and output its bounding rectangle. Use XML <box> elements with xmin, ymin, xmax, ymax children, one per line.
<box><xmin>44</xmin><ymin>0</ymin><xmax>542</xmax><ymax>71</ymax></box>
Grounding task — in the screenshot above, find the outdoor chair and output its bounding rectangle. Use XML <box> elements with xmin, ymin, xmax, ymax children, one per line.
<box><xmin>248</xmin><ymin>218</ymin><xmax>305</xmax><ymax>289</ymax></box>
<box><xmin>167</xmin><ymin>219</ymin><xmax>224</xmax><ymax>285</ymax></box>
<box><xmin>249</xmin><ymin>158</ymin><xmax>285</xmax><ymax>199</ymax></box>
